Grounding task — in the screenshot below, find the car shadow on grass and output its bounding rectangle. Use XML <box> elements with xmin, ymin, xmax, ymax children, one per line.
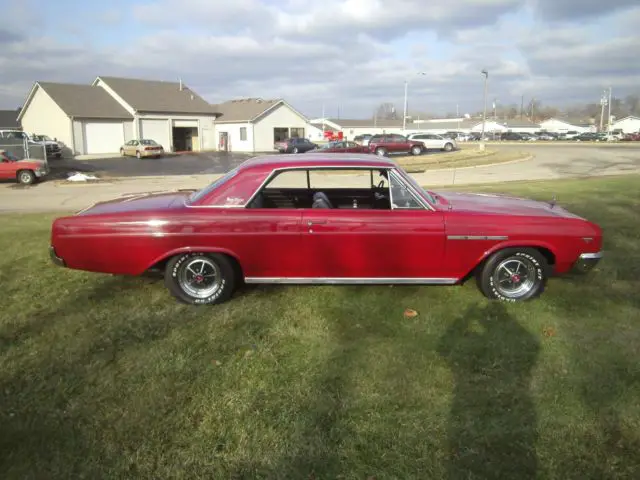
<box><xmin>437</xmin><ymin>302</ymin><xmax>540</xmax><ymax>479</ymax></box>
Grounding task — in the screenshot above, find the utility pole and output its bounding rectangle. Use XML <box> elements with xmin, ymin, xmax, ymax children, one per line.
<box><xmin>599</xmin><ymin>90</ymin><xmax>607</xmax><ymax>132</ymax></box>
<box><xmin>456</xmin><ymin>103</ymin><xmax>460</xmax><ymax>130</ymax></box>
<box><xmin>520</xmin><ymin>95</ymin><xmax>524</xmax><ymax>119</ymax></box>
<box><xmin>480</xmin><ymin>69</ymin><xmax>489</xmax><ymax>149</ymax></box>
<box><xmin>607</xmin><ymin>87</ymin><xmax>612</xmax><ymax>133</ymax></box>
<box><xmin>321</xmin><ymin>102</ymin><xmax>325</xmax><ymax>139</ymax></box>
<box><xmin>403</xmin><ymin>72</ymin><xmax>426</xmax><ymax>132</ymax></box>
<box><xmin>531</xmin><ymin>98</ymin><xmax>536</xmax><ymax>122</ymax></box>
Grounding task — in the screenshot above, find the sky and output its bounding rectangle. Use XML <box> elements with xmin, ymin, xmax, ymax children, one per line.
<box><xmin>1</xmin><ymin>0</ymin><xmax>639</xmax><ymax>118</ymax></box>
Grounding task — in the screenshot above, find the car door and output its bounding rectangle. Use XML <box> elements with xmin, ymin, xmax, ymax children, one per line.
<box><xmin>345</xmin><ymin>141</ymin><xmax>362</xmax><ymax>152</ymax></box>
<box><xmin>299</xmin><ymin>168</ymin><xmax>447</xmax><ymax>279</ymax></box>
<box><xmin>390</xmin><ymin>134</ymin><xmax>409</xmax><ymax>153</ymax></box>
<box><xmin>125</xmin><ymin>141</ymin><xmax>136</xmax><ymax>155</ymax></box>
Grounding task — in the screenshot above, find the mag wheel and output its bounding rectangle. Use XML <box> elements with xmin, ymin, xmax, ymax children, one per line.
<box><xmin>375</xmin><ymin>147</ymin><xmax>387</xmax><ymax>157</ymax></box>
<box><xmin>444</xmin><ymin>142</ymin><xmax>453</xmax><ymax>152</ymax></box>
<box><xmin>165</xmin><ymin>253</ymin><xmax>236</xmax><ymax>305</ymax></box>
<box><xmin>17</xmin><ymin>170</ymin><xmax>35</xmax><ymax>185</ymax></box>
<box><xmin>411</xmin><ymin>145</ymin><xmax>422</xmax><ymax>155</ymax></box>
<box><xmin>476</xmin><ymin>248</ymin><xmax>548</xmax><ymax>302</ymax></box>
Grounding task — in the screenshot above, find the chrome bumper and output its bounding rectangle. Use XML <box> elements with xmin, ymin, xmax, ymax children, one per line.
<box><xmin>49</xmin><ymin>246</ymin><xmax>65</xmax><ymax>267</ymax></box>
<box><xmin>571</xmin><ymin>251</ymin><xmax>603</xmax><ymax>274</ymax></box>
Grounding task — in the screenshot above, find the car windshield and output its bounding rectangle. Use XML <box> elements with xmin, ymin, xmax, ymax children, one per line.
<box><xmin>32</xmin><ymin>135</ymin><xmax>50</xmax><ymax>141</ymax></box>
<box><xmin>321</xmin><ymin>142</ymin><xmax>339</xmax><ymax>149</ymax></box>
<box><xmin>188</xmin><ymin>167</ymin><xmax>239</xmax><ymax>204</ymax></box>
<box><xmin>139</xmin><ymin>139</ymin><xmax>158</xmax><ymax>145</ymax></box>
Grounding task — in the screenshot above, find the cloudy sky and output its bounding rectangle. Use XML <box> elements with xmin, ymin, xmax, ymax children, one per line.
<box><xmin>1</xmin><ymin>0</ymin><xmax>639</xmax><ymax>118</ymax></box>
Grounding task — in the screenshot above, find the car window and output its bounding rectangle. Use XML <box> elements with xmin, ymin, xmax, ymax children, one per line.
<box><xmin>188</xmin><ymin>167</ymin><xmax>240</xmax><ymax>203</ymax></box>
<box><xmin>266</xmin><ymin>170</ymin><xmax>308</xmax><ymax>188</ymax></box>
<box><xmin>389</xmin><ymin>171</ymin><xmax>423</xmax><ymax>209</ymax></box>
<box><xmin>309</xmin><ymin>169</ymin><xmax>370</xmax><ymax>189</ymax></box>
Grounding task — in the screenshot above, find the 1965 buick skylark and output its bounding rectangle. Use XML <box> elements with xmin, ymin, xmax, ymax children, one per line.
<box><xmin>49</xmin><ymin>154</ymin><xmax>603</xmax><ymax>304</ymax></box>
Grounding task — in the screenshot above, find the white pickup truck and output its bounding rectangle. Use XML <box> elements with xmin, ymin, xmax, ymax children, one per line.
<box><xmin>0</xmin><ymin>130</ymin><xmax>63</xmax><ymax>158</ymax></box>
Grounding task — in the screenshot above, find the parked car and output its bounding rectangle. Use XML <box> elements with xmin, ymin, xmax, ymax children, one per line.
<box><xmin>535</xmin><ymin>132</ymin><xmax>556</xmax><ymax>141</ymax></box>
<box><xmin>407</xmin><ymin>133</ymin><xmax>457</xmax><ymax>152</ymax></box>
<box><xmin>120</xmin><ymin>139</ymin><xmax>164</xmax><ymax>158</ymax></box>
<box><xmin>0</xmin><ymin>149</ymin><xmax>49</xmax><ymax>185</ymax></box>
<box><xmin>353</xmin><ymin>134</ymin><xmax>373</xmax><ymax>146</ymax></box>
<box><xmin>562</xmin><ymin>131</ymin><xmax>581</xmax><ymax>140</ymax></box>
<box><xmin>0</xmin><ymin>130</ymin><xmax>62</xmax><ymax>158</ymax></box>
<box><xmin>274</xmin><ymin>137</ymin><xmax>317</xmax><ymax>154</ymax></box>
<box><xmin>444</xmin><ymin>131</ymin><xmax>470</xmax><ymax>141</ymax></box>
<box><xmin>621</xmin><ymin>132</ymin><xmax>640</xmax><ymax>141</ymax></box>
<box><xmin>313</xmin><ymin>141</ymin><xmax>367</xmax><ymax>153</ymax></box>
<box><xmin>49</xmin><ymin>153</ymin><xmax>603</xmax><ymax>305</ymax></box>
<box><xmin>574</xmin><ymin>133</ymin><xmax>602</xmax><ymax>142</ymax></box>
<box><xmin>501</xmin><ymin>132</ymin><xmax>524</xmax><ymax>141</ymax></box>
<box><xmin>367</xmin><ymin>134</ymin><xmax>425</xmax><ymax>156</ymax></box>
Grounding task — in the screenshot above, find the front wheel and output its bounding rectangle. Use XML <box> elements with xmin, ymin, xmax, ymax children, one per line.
<box><xmin>375</xmin><ymin>147</ymin><xmax>387</xmax><ymax>157</ymax></box>
<box><xmin>136</xmin><ymin>151</ymin><xmax>141</xmax><ymax>159</ymax></box>
<box><xmin>411</xmin><ymin>145</ymin><xmax>422</xmax><ymax>156</ymax></box>
<box><xmin>120</xmin><ymin>148</ymin><xmax>125</xmax><ymax>157</ymax></box>
<box><xmin>475</xmin><ymin>248</ymin><xmax>548</xmax><ymax>302</ymax></box>
<box><xmin>292</xmin><ymin>147</ymin><xmax>299</xmax><ymax>154</ymax></box>
<box><xmin>164</xmin><ymin>253</ymin><xmax>237</xmax><ymax>305</ymax></box>
<box><xmin>443</xmin><ymin>142</ymin><xmax>454</xmax><ymax>152</ymax></box>
<box><xmin>17</xmin><ymin>170</ymin><xmax>35</xmax><ymax>185</ymax></box>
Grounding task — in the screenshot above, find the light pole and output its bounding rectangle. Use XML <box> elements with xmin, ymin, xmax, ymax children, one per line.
<box><xmin>480</xmin><ymin>69</ymin><xmax>488</xmax><ymax>147</ymax></box>
<box><xmin>403</xmin><ymin>72</ymin><xmax>426</xmax><ymax>132</ymax></box>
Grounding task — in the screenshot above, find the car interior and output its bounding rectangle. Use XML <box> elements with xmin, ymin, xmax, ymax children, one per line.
<box><xmin>247</xmin><ymin>168</ymin><xmax>423</xmax><ymax>210</ymax></box>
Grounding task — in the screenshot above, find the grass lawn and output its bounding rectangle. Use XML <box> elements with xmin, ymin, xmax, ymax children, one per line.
<box><xmin>1</xmin><ymin>175</ymin><xmax>639</xmax><ymax>479</ymax></box>
<box><xmin>396</xmin><ymin>148</ymin><xmax>528</xmax><ymax>172</ymax></box>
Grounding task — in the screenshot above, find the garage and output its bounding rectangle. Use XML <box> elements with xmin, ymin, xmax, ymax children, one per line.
<box><xmin>140</xmin><ymin>119</ymin><xmax>171</xmax><ymax>150</ymax></box>
<box><xmin>83</xmin><ymin>121</ymin><xmax>125</xmax><ymax>154</ymax></box>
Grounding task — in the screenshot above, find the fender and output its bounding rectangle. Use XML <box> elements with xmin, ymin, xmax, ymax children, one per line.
<box><xmin>142</xmin><ymin>246</ymin><xmax>243</xmax><ymax>274</ymax></box>
<box><xmin>468</xmin><ymin>239</ymin><xmax>559</xmax><ymax>276</ymax></box>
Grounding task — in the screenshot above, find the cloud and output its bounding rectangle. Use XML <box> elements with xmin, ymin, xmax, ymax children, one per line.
<box><xmin>533</xmin><ymin>0</ymin><xmax>639</xmax><ymax>21</ymax></box>
<box><xmin>0</xmin><ymin>0</ymin><xmax>639</xmax><ymax>117</ymax></box>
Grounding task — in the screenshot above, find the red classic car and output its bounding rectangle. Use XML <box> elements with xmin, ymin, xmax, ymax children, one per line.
<box><xmin>49</xmin><ymin>153</ymin><xmax>603</xmax><ymax>305</ymax></box>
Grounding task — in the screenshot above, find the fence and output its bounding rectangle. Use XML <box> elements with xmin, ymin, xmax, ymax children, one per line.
<box><xmin>0</xmin><ymin>138</ymin><xmax>49</xmax><ymax>167</ymax></box>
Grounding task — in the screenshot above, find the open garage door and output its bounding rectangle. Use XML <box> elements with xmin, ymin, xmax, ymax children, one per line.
<box><xmin>84</xmin><ymin>121</ymin><xmax>125</xmax><ymax>154</ymax></box>
<box><xmin>140</xmin><ymin>119</ymin><xmax>170</xmax><ymax>150</ymax></box>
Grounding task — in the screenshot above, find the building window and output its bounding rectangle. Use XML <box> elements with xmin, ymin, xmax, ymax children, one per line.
<box><xmin>240</xmin><ymin>127</ymin><xmax>247</xmax><ymax>141</ymax></box>
<box><xmin>290</xmin><ymin>127</ymin><xmax>305</xmax><ymax>138</ymax></box>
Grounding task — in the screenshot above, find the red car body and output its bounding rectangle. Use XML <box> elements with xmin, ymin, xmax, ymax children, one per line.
<box><xmin>313</xmin><ymin>141</ymin><xmax>367</xmax><ymax>153</ymax></box>
<box><xmin>50</xmin><ymin>153</ymin><xmax>603</xmax><ymax>304</ymax></box>
<box><xmin>367</xmin><ymin>134</ymin><xmax>426</xmax><ymax>156</ymax></box>
<box><xmin>0</xmin><ymin>149</ymin><xmax>49</xmax><ymax>184</ymax></box>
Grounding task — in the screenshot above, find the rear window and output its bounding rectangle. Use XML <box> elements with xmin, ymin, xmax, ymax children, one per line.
<box><xmin>188</xmin><ymin>168</ymin><xmax>239</xmax><ymax>204</ymax></box>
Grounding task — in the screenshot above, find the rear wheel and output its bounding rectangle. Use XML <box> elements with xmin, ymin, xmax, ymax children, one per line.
<box><xmin>475</xmin><ymin>248</ymin><xmax>548</xmax><ymax>302</ymax></box>
<box><xmin>292</xmin><ymin>147</ymin><xmax>299</xmax><ymax>154</ymax></box>
<box><xmin>375</xmin><ymin>147</ymin><xmax>387</xmax><ymax>157</ymax></box>
<box><xmin>17</xmin><ymin>170</ymin><xmax>35</xmax><ymax>185</ymax></box>
<box><xmin>164</xmin><ymin>253</ymin><xmax>236</xmax><ymax>305</ymax></box>
<box><xmin>443</xmin><ymin>142</ymin><xmax>454</xmax><ymax>152</ymax></box>
<box><xmin>411</xmin><ymin>145</ymin><xmax>422</xmax><ymax>156</ymax></box>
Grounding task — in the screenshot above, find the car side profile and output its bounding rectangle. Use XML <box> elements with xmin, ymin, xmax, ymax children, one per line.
<box><xmin>274</xmin><ymin>137</ymin><xmax>317</xmax><ymax>153</ymax></box>
<box><xmin>313</xmin><ymin>141</ymin><xmax>367</xmax><ymax>153</ymax></box>
<box><xmin>367</xmin><ymin>134</ymin><xmax>425</xmax><ymax>156</ymax></box>
<box><xmin>50</xmin><ymin>154</ymin><xmax>603</xmax><ymax>305</ymax></box>
<box><xmin>407</xmin><ymin>133</ymin><xmax>457</xmax><ymax>152</ymax></box>
<box><xmin>120</xmin><ymin>139</ymin><xmax>164</xmax><ymax>158</ymax></box>
<box><xmin>0</xmin><ymin>149</ymin><xmax>49</xmax><ymax>185</ymax></box>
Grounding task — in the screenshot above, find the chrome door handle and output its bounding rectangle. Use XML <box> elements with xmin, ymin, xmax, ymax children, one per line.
<box><xmin>307</xmin><ymin>220</ymin><xmax>327</xmax><ymax>226</ymax></box>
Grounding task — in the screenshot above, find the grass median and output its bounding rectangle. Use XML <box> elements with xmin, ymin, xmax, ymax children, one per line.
<box><xmin>1</xmin><ymin>174</ymin><xmax>639</xmax><ymax>478</ymax></box>
<box><xmin>397</xmin><ymin>147</ymin><xmax>529</xmax><ymax>172</ymax></box>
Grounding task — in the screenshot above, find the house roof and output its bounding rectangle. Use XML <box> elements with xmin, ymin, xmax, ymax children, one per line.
<box><xmin>541</xmin><ymin>117</ymin><xmax>595</xmax><ymax>127</ymax></box>
<box><xmin>213</xmin><ymin>98</ymin><xmax>284</xmax><ymax>123</ymax></box>
<box><xmin>502</xmin><ymin>120</ymin><xmax>541</xmax><ymax>128</ymax></box>
<box><xmin>327</xmin><ymin>118</ymin><xmax>406</xmax><ymax>128</ymax></box>
<box><xmin>95</xmin><ymin>76</ymin><xmax>220</xmax><ymax>115</ymax></box>
<box><xmin>612</xmin><ymin>115</ymin><xmax>640</xmax><ymax>124</ymax></box>
<box><xmin>407</xmin><ymin>119</ymin><xmax>480</xmax><ymax>130</ymax></box>
<box><xmin>20</xmin><ymin>82</ymin><xmax>133</xmax><ymax>120</ymax></box>
<box><xmin>0</xmin><ymin>109</ymin><xmax>21</xmax><ymax>129</ymax></box>
<box><xmin>310</xmin><ymin>122</ymin><xmax>338</xmax><ymax>132</ymax></box>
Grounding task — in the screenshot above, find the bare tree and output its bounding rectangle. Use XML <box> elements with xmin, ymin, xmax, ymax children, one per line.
<box><xmin>374</xmin><ymin>102</ymin><xmax>399</xmax><ymax>120</ymax></box>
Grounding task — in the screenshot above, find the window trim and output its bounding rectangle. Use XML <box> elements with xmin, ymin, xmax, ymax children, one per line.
<box><xmin>239</xmin><ymin>127</ymin><xmax>247</xmax><ymax>141</ymax></box>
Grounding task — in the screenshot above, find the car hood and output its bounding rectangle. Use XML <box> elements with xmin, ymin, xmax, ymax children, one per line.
<box><xmin>434</xmin><ymin>191</ymin><xmax>585</xmax><ymax>219</ymax></box>
<box><xmin>16</xmin><ymin>159</ymin><xmax>46</xmax><ymax>168</ymax></box>
<box><xmin>77</xmin><ymin>190</ymin><xmax>194</xmax><ymax>216</ymax></box>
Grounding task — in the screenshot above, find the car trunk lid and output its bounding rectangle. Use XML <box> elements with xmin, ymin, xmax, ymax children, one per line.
<box><xmin>76</xmin><ymin>190</ymin><xmax>194</xmax><ymax>216</ymax></box>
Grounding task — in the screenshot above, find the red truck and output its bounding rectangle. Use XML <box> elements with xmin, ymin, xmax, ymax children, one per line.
<box><xmin>367</xmin><ymin>134</ymin><xmax>425</xmax><ymax>156</ymax></box>
<box><xmin>0</xmin><ymin>149</ymin><xmax>50</xmax><ymax>185</ymax></box>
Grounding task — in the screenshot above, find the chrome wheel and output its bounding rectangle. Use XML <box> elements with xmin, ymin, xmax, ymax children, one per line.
<box><xmin>493</xmin><ymin>257</ymin><xmax>537</xmax><ymax>299</ymax></box>
<box><xmin>178</xmin><ymin>257</ymin><xmax>222</xmax><ymax>299</ymax></box>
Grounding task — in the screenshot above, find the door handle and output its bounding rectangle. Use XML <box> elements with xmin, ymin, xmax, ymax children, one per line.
<box><xmin>307</xmin><ymin>220</ymin><xmax>327</xmax><ymax>226</ymax></box>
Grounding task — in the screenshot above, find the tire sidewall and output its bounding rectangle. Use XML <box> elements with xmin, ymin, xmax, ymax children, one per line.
<box><xmin>411</xmin><ymin>146</ymin><xmax>422</xmax><ymax>156</ymax></box>
<box><xmin>376</xmin><ymin>148</ymin><xmax>387</xmax><ymax>156</ymax></box>
<box><xmin>18</xmin><ymin>170</ymin><xmax>35</xmax><ymax>185</ymax></box>
<box><xmin>482</xmin><ymin>249</ymin><xmax>546</xmax><ymax>302</ymax></box>
<box><xmin>165</xmin><ymin>253</ymin><xmax>235</xmax><ymax>305</ymax></box>
<box><xmin>444</xmin><ymin>143</ymin><xmax>453</xmax><ymax>151</ymax></box>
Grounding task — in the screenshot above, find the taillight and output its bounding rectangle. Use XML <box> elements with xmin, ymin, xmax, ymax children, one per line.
<box><xmin>145</xmin><ymin>147</ymin><xmax>152</xmax><ymax>151</ymax></box>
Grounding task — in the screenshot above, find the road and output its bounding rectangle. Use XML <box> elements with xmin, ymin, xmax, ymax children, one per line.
<box><xmin>1</xmin><ymin>145</ymin><xmax>639</xmax><ymax>213</ymax></box>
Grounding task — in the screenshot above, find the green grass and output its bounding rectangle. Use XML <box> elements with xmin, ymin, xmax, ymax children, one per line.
<box><xmin>1</xmin><ymin>175</ymin><xmax>640</xmax><ymax>479</ymax></box>
<box><xmin>397</xmin><ymin>148</ymin><xmax>528</xmax><ymax>172</ymax></box>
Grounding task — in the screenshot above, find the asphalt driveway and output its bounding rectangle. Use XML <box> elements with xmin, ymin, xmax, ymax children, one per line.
<box><xmin>47</xmin><ymin>152</ymin><xmax>257</xmax><ymax>179</ymax></box>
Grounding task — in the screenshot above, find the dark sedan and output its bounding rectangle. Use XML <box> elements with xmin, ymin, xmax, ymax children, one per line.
<box><xmin>274</xmin><ymin>137</ymin><xmax>317</xmax><ymax>154</ymax></box>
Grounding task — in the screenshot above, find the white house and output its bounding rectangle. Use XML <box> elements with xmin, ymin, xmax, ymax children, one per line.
<box><xmin>539</xmin><ymin>118</ymin><xmax>594</xmax><ymax>134</ymax></box>
<box><xmin>610</xmin><ymin>116</ymin><xmax>640</xmax><ymax>133</ymax></box>
<box><xmin>213</xmin><ymin>98</ymin><xmax>309</xmax><ymax>152</ymax></box>
<box><xmin>18</xmin><ymin>77</ymin><xmax>220</xmax><ymax>155</ymax></box>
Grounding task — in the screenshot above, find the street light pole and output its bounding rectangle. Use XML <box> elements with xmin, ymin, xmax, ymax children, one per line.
<box><xmin>607</xmin><ymin>87</ymin><xmax>612</xmax><ymax>134</ymax></box>
<box><xmin>403</xmin><ymin>72</ymin><xmax>426</xmax><ymax>132</ymax></box>
<box><xmin>480</xmin><ymin>69</ymin><xmax>488</xmax><ymax>148</ymax></box>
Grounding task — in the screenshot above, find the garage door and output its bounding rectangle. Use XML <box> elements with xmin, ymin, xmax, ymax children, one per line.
<box><xmin>84</xmin><ymin>122</ymin><xmax>125</xmax><ymax>154</ymax></box>
<box><xmin>140</xmin><ymin>119</ymin><xmax>170</xmax><ymax>150</ymax></box>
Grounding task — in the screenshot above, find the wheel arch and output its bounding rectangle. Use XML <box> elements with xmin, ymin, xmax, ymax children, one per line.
<box><xmin>460</xmin><ymin>241</ymin><xmax>557</xmax><ymax>282</ymax></box>
<box><xmin>144</xmin><ymin>247</ymin><xmax>244</xmax><ymax>278</ymax></box>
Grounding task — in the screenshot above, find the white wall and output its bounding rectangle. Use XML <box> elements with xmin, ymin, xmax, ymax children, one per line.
<box><xmin>136</xmin><ymin>113</ymin><xmax>217</xmax><ymax>151</ymax></box>
<box><xmin>611</xmin><ymin>117</ymin><xmax>640</xmax><ymax>133</ymax></box>
<box><xmin>507</xmin><ymin>126</ymin><xmax>541</xmax><ymax>134</ymax></box>
<box><xmin>20</xmin><ymin>86</ymin><xmax>72</xmax><ymax>148</ymax></box>
<box><xmin>470</xmin><ymin>121</ymin><xmax>506</xmax><ymax>133</ymax></box>
<box><xmin>253</xmin><ymin>103</ymin><xmax>309</xmax><ymax>152</ymax></box>
<box><xmin>214</xmin><ymin>122</ymin><xmax>254</xmax><ymax>152</ymax></box>
<box><xmin>539</xmin><ymin>119</ymin><xmax>589</xmax><ymax>133</ymax></box>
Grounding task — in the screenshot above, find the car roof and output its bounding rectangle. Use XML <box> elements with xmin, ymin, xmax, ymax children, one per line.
<box><xmin>239</xmin><ymin>153</ymin><xmax>397</xmax><ymax>171</ymax></box>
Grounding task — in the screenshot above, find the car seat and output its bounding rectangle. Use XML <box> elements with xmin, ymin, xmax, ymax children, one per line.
<box><xmin>312</xmin><ymin>192</ymin><xmax>333</xmax><ymax>209</ymax></box>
